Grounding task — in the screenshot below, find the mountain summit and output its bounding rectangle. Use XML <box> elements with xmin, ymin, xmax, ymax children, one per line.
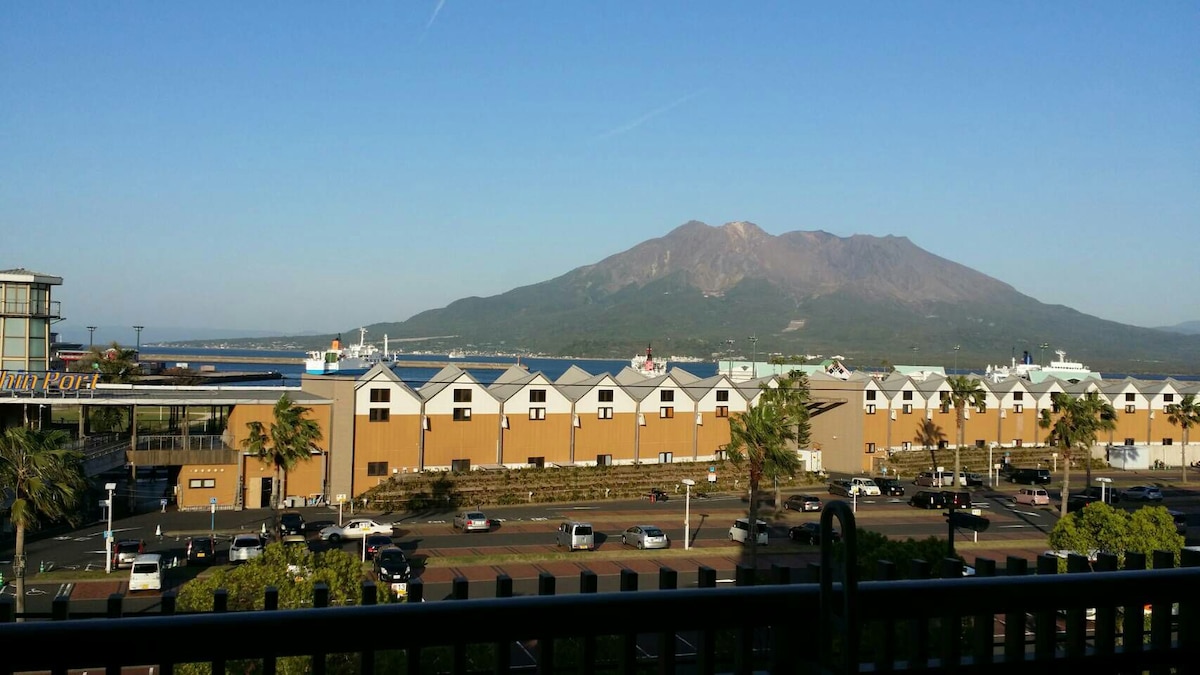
<box><xmin>363</xmin><ymin>221</ymin><xmax>1199</xmax><ymax>373</ymax></box>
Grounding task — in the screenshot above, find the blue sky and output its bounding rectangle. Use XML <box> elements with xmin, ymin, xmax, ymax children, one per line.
<box><xmin>4</xmin><ymin>2</ymin><xmax>1197</xmax><ymax>343</ymax></box>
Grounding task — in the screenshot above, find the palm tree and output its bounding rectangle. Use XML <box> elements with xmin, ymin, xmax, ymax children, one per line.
<box><xmin>0</xmin><ymin>427</ymin><xmax>87</xmax><ymax>618</ymax></box>
<box><xmin>726</xmin><ymin>376</ymin><xmax>807</xmax><ymax>571</ymax></box>
<box><xmin>946</xmin><ymin>376</ymin><xmax>987</xmax><ymax>489</ymax></box>
<box><xmin>755</xmin><ymin>370</ymin><xmax>812</xmax><ymax>508</ymax></box>
<box><xmin>241</xmin><ymin>394</ymin><xmax>324</xmax><ymax>510</ymax></box>
<box><xmin>1040</xmin><ymin>392</ymin><xmax>1117</xmax><ymax>518</ymax></box>
<box><xmin>1166</xmin><ymin>394</ymin><xmax>1200</xmax><ymax>484</ymax></box>
<box><xmin>915</xmin><ymin>418</ymin><xmax>946</xmax><ymax>469</ymax></box>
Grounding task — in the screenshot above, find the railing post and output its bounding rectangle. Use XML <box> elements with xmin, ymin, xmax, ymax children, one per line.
<box><xmin>107</xmin><ymin>593</ymin><xmax>123</xmax><ymax>619</ymax></box>
<box><xmin>971</xmin><ymin>557</ymin><xmax>996</xmax><ymax>667</ymax></box>
<box><xmin>768</xmin><ymin>564</ymin><xmax>794</xmax><ymax>675</ymax></box>
<box><xmin>907</xmin><ymin>559</ymin><xmax>931</xmax><ymax>668</ymax></box>
<box><xmin>1092</xmin><ymin>553</ymin><xmax>1118</xmax><ymax>656</ymax></box>
<box><xmin>874</xmin><ymin>561</ymin><xmax>898</xmax><ymax>672</ymax></box>
<box><xmin>939</xmin><ymin>558</ymin><xmax>963</xmax><ymax>667</ymax></box>
<box><xmin>579</xmin><ymin>571</ymin><xmax>598</xmax><ymax>675</ymax></box>
<box><xmin>261</xmin><ymin>587</ymin><xmax>279</xmax><ymax>675</ymax></box>
<box><xmin>1033</xmin><ymin>554</ymin><xmax>1058</xmax><ymax>661</ymax></box>
<box><xmin>696</xmin><ymin>566</ymin><xmax>716</xmax><ymax>675</ymax></box>
<box><xmin>537</xmin><ymin>572</ymin><xmax>556</xmax><ymax>675</ymax></box>
<box><xmin>161</xmin><ymin>589</ymin><xmax>177</xmax><ymax>615</ymax></box>
<box><xmin>452</xmin><ymin>576</ymin><xmax>469</xmax><ymax>600</ymax></box>
<box><xmin>212</xmin><ymin>589</ymin><xmax>228</xmax><ymax>675</ymax></box>
<box><xmin>407</xmin><ymin>578</ymin><xmax>424</xmax><ymax>604</ymax></box>
<box><xmin>1063</xmin><ymin>554</ymin><xmax>1091</xmax><ymax>659</ymax></box>
<box><xmin>657</xmin><ymin>567</ymin><xmax>677</xmax><ymax>675</ymax></box>
<box><xmin>406</xmin><ymin>581</ymin><xmax>423</xmax><ymax>675</ymax></box>
<box><xmin>495</xmin><ymin>575</ymin><xmax>512</xmax><ymax>675</ymax></box>
<box><xmin>0</xmin><ymin>596</ymin><xmax>13</xmax><ymax>624</ymax></box>
<box><xmin>1123</xmin><ymin>552</ymin><xmax>1146</xmax><ymax>655</ymax></box>
<box><xmin>1003</xmin><ymin>556</ymin><xmax>1028</xmax><ymax>663</ymax></box>
<box><xmin>1150</xmin><ymin>550</ymin><xmax>1174</xmax><ymax>655</ymax></box>
<box><xmin>734</xmin><ymin>564</ymin><xmax>755</xmax><ymax>675</ymax></box>
<box><xmin>1181</xmin><ymin>548</ymin><xmax>1200</xmax><ymax>658</ymax></box>
<box><xmin>312</xmin><ymin>583</ymin><xmax>329</xmax><ymax>675</ymax></box>
<box><xmin>619</xmin><ymin>569</ymin><xmax>638</xmax><ymax>675</ymax></box>
<box><xmin>52</xmin><ymin>593</ymin><xmax>70</xmax><ymax>621</ymax></box>
<box><xmin>359</xmin><ymin>582</ymin><xmax>376</xmax><ymax>675</ymax></box>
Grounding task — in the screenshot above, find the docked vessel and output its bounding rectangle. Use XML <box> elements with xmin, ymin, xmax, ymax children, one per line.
<box><xmin>305</xmin><ymin>328</ymin><xmax>391</xmax><ymax>375</ymax></box>
<box><xmin>985</xmin><ymin>349</ymin><xmax>1100</xmax><ymax>384</ymax></box>
<box><xmin>630</xmin><ymin>345</ymin><xmax>669</xmax><ymax>377</ymax></box>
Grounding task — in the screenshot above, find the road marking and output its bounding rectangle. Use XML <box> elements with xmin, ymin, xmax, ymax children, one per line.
<box><xmin>999</xmin><ymin>524</ymin><xmax>1028</xmax><ymax>528</ymax></box>
<box><xmin>530</xmin><ymin>517</ymin><xmax>549</xmax><ymax>521</ymax></box>
<box><xmin>1010</xmin><ymin>509</ymin><xmax>1042</xmax><ymax>517</ymax></box>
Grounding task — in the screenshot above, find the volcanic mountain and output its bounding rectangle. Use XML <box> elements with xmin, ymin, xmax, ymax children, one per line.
<box><xmin>359</xmin><ymin>221</ymin><xmax>1199</xmax><ymax>374</ymax></box>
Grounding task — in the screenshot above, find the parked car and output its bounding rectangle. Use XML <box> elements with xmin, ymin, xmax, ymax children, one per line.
<box><xmin>1168</xmin><ymin>509</ymin><xmax>1187</xmax><ymax>535</ymax></box>
<box><xmin>1013</xmin><ymin>488</ymin><xmax>1051</xmax><ymax>506</ymax></box>
<box><xmin>960</xmin><ymin>472</ymin><xmax>985</xmax><ymax>487</ymax></box>
<box><xmin>908</xmin><ymin>490</ymin><xmax>947</xmax><ymax>509</ymax></box>
<box><xmin>372</xmin><ymin>546</ymin><xmax>412</xmax><ymax>584</ymax></box>
<box><xmin>828</xmin><ymin>480</ymin><xmax>853</xmax><ymax>497</ymax></box>
<box><xmin>1008</xmin><ymin>468</ymin><xmax>1052</xmax><ymax>485</ymax></box>
<box><xmin>874</xmin><ymin>478</ymin><xmax>905</xmax><ymax>496</ymax></box>
<box><xmin>784</xmin><ymin>494</ymin><xmax>823</xmax><ymax>512</ymax></box>
<box><xmin>914</xmin><ymin>471</ymin><xmax>954</xmax><ymax>488</ymax></box>
<box><xmin>729</xmin><ymin>517</ymin><xmax>769</xmax><ymax>545</ymax></box>
<box><xmin>1122</xmin><ymin>485</ymin><xmax>1163</xmax><ymax>502</ymax></box>
<box><xmin>229</xmin><ymin>534</ymin><xmax>265</xmax><ymax>563</ymax></box>
<box><xmin>279</xmin><ymin>511</ymin><xmax>306</xmax><ymax>537</ymax></box>
<box><xmin>185</xmin><ymin>536</ymin><xmax>218</xmax><ymax>565</ymax></box>
<box><xmin>621</xmin><ymin>525</ymin><xmax>670</xmax><ymax>550</ymax></box>
<box><xmin>788</xmin><ymin>522</ymin><xmax>840</xmax><ymax>545</ymax></box>
<box><xmin>112</xmin><ymin>539</ymin><xmax>145</xmax><ymax>570</ymax></box>
<box><xmin>452</xmin><ymin>511</ymin><xmax>492</xmax><ymax>533</ymax></box>
<box><xmin>849</xmin><ymin>477</ymin><xmax>882</xmax><ymax>496</ymax></box>
<box><xmin>364</xmin><ymin>534</ymin><xmax>394</xmax><ymax>558</ymax></box>
<box><xmin>1075</xmin><ymin>486</ymin><xmax>1120</xmax><ymax>504</ymax></box>
<box><xmin>555</xmin><ymin>521</ymin><xmax>595</xmax><ymax>551</ymax></box>
<box><xmin>940</xmin><ymin>491</ymin><xmax>971</xmax><ymax>509</ymax></box>
<box><xmin>319</xmin><ymin>518</ymin><xmax>393</xmax><ymax>543</ymax></box>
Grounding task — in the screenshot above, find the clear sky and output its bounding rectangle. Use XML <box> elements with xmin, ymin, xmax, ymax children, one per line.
<box><xmin>4</xmin><ymin>2</ymin><xmax>1197</xmax><ymax>342</ymax></box>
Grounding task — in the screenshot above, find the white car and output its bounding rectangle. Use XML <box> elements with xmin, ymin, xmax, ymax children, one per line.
<box><xmin>319</xmin><ymin>518</ymin><xmax>393</xmax><ymax>543</ymax></box>
<box><xmin>1122</xmin><ymin>485</ymin><xmax>1164</xmax><ymax>502</ymax></box>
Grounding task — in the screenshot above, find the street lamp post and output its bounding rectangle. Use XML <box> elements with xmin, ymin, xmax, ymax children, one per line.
<box><xmin>104</xmin><ymin>482</ymin><xmax>117</xmax><ymax>574</ymax></box>
<box><xmin>87</xmin><ymin>326</ymin><xmax>97</xmax><ymax>347</ymax></box>
<box><xmin>133</xmin><ymin>325</ymin><xmax>144</xmax><ymax>353</ymax></box>
<box><xmin>1039</xmin><ymin>342</ymin><xmax>1050</xmax><ymax>366</ymax></box>
<box><xmin>682</xmin><ymin>479</ymin><xmax>695</xmax><ymax>550</ymax></box>
<box><xmin>748</xmin><ymin>335</ymin><xmax>758</xmax><ymax>379</ymax></box>
<box><xmin>725</xmin><ymin>339</ymin><xmax>735</xmax><ymax>379</ymax></box>
<box><xmin>953</xmin><ymin>345</ymin><xmax>961</xmax><ymax>374</ymax></box>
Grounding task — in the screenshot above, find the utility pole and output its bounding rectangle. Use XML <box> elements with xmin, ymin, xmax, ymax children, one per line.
<box><xmin>748</xmin><ymin>335</ymin><xmax>758</xmax><ymax>379</ymax></box>
<box><xmin>87</xmin><ymin>326</ymin><xmax>97</xmax><ymax>347</ymax></box>
<box><xmin>953</xmin><ymin>345</ymin><xmax>961</xmax><ymax>374</ymax></box>
<box><xmin>133</xmin><ymin>325</ymin><xmax>144</xmax><ymax>353</ymax></box>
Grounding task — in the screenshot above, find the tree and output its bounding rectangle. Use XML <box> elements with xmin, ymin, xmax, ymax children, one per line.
<box><xmin>1049</xmin><ymin>501</ymin><xmax>1182</xmax><ymax>570</ymax></box>
<box><xmin>0</xmin><ymin>427</ymin><xmax>88</xmax><ymax>617</ymax></box>
<box><xmin>1040</xmin><ymin>391</ymin><xmax>1117</xmax><ymax>518</ymax></box>
<box><xmin>725</xmin><ymin>373</ymin><xmax>809</xmax><ymax>571</ymax></box>
<box><xmin>914</xmin><ymin>418</ymin><xmax>946</xmax><ymax>469</ymax></box>
<box><xmin>1165</xmin><ymin>393</ymin><xmax>1199</xmax><ymax>484</ymax></box>
<box><xmin>67</xmin><ymin>341</ymin><xmax>142</xmax><ymax>383</ymax></box>
<box><xmin>946</xmin><ymin>376</ymin><xmax>987</xmax><ymax>489</ymax></box>
<box><xmin>241</xmin><ymin>394</ymin><xmax>324</xmax><ymax>510</ymax></box>
<box><xmin>756</xmin><ymin>370</ymin><xmax>812</xmax><ymax>508</ymax></box>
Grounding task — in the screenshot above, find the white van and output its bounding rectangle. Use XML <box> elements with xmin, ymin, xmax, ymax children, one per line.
<box><xmin>128</xmin><ymin>553</ymin><xmax>163</xmax><ymax>592</ymax></box>
<box><xmin>728</xmin><ymin>518</ymin><xmax>769</xmax><ymax>545</ymax></box>
<box><xmin>555</xmin><ymin>521</ymin><xmax>595</xmax><ymax>551</ymax></box>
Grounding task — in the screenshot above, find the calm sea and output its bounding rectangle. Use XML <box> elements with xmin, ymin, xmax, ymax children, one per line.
<box><xmin>144</xmin><ymin>347</ymin><xmax>719</xmax><ymax>387</ymax></box>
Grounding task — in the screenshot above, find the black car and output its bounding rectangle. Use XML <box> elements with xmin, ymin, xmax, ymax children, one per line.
<box><xmin>185</xmin><ymin>536</ymin><xmax>217</xmax><ymax>565</ymax></box>
<box><xmin>1008</xmin><ymin>468</ymin><xmax>1052</xmax><ymax>485</ymax></box>
<box><xmin>940</xmin><ymin>491</ymin><xmax>971</xmax><ymax>509</ymax></box>
<box><xmin>365</xmin><ymin>534</ymin><xmax>394</xmax><ymax>559</ymax></box>
<box><xmin>828</xmin><ymin>480</ymin><xmax>853</xmax><ymax>497</ymax></box>
<box><xmin>372</xmin><ymin>546</ymin><xmax>412</xmax><ymax>583</ymax></box>
<box><xmin>279</xmin><ymin>511</ymin><xmax>306</xmax><ymax>537</ymax></box>
<box><xmin>909</xmin><ymin>490</ymin><xmax>947</xmax><ymax>509</ymax></box>
<box><xmin>788</xmin><ymin>522</ymin><xmax>840</xmax><ymax>545</ymax></box>
<box><xmin>874</xmin><ymin>478</ymin><xmax>905</xmax><ymax>496</ymax></box>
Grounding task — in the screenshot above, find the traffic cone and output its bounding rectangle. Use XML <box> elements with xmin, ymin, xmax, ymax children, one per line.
<box><xmin>155</xmin><ymin>524</ymin><xmax>162</xmax><ymax>538</ymax></box>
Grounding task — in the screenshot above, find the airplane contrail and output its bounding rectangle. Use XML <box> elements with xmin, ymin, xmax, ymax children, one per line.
<box><xmin>591</xmin><ymin>89</ymin><xmax>706</xmax><ymax>142</ymax></box>
<box><xmin>425</xmin><ymin>0</ymin><xmax>446</xmax><ymax>30</ymax></box>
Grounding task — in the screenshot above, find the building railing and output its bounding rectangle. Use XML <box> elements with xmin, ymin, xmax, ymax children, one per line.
<box><xmin>2</xmin><ymin>504</ymin><xmax>1198</xmax><ymax>674</ymax></box>
<box><xmin>0</xmin><ymin>299</ymin><xmax>60</xmax><ymax>318</ymax></box>
<box><xmin>134</xmin><ymin>434</ymin><xmax>230</xmax><ymax>451</ymax></box>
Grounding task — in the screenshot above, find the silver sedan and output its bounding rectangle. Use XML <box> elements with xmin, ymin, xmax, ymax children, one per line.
<box><xmin>621</xmin><ymin>525</ymin><xmax>670</xmax><ymax>550</ymax></box>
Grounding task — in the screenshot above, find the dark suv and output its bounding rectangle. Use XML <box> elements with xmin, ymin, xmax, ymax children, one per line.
<box><xmin>1008</xmin><ymin>468</ymin><xmax>1052</xmax><ymax>485</ymax></box>
<box><xmin>186</xmin><ymin>536</ymin><xmax>218</xmax><ymax>565</ymax></box>
<box><xmin>875</xmin><ymin>478</ymin><xmax>905</xmax><ymax>496</ymax></box>
<box><xmin>279</xmin><ymin>511</ymin><xmax>306</xmax><ymax>537</ymax></box>
<box><xmin>908</xmin><ymin>490</ymin><xmax>947</xmax><ymax>509</ymax></box>
<box><xmin>940</xmin><ymin>490</ymin><xmax>971</xmax><ymax>509</ymax></box>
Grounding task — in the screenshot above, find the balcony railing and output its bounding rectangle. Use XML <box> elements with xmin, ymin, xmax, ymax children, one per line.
<box><xmin>0</xmin><ymin>299</ymin><xmax>61</xmax><ymax>318</ymax></box>
<box><xmin>135</xmin><ymin>434</ymin><xmax>230</xmax><ymax>451</ymax></box>
<box><xmin>2</xmin><ymin>504</ymin><xmax>1198</xmax><ymax>674</ymax></box>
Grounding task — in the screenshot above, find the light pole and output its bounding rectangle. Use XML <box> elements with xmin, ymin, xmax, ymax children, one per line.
<box><xmin>725</xmin><ymin>339</ymin><xmax>735</xmax><ymax>378</ymax></box>
<box><xmin>104</xmin><ymin>482</ymin><xmax>117</xmax><ymax>574</ymax></box>
<box><xmin>953</xmin><ymin>345</ymin><xmax>961</xmax><ymax>374</ymax></box>
<box><xmin>133</xmin><ymin>325</ymin><xmax>144</xmax><ymax>353</ymax></box>
<box><xmin>748</xmin><ymin>335</ymin><xmax>758</xmax><ymax>379</ymax></box>
<box><xmin>682</xmin><ymin>479</ymin><xmax>695</xmax><ymax>550</ymax></box>
<box><xmin>87</xmin><ymin>326</ymin><xmax>97</xmax><ymax>347</ymax></box>
<box><xmin>1039</xmin><ymin>342</ymin><xmax>1050</xmax><ymax>366</ymax></box>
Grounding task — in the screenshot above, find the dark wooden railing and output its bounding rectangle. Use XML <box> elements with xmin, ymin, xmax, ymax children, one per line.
<box><xmin>2</xmin><ymin>503</ymin><xmax>1198</xmax><ymax>674</ymax></box>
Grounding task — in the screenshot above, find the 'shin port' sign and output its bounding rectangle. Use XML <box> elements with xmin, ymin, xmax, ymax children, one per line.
<box><xmin>0</xmin><ymin>371</ymin><xmax>100</xmax><ymax>393</ymax></box>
